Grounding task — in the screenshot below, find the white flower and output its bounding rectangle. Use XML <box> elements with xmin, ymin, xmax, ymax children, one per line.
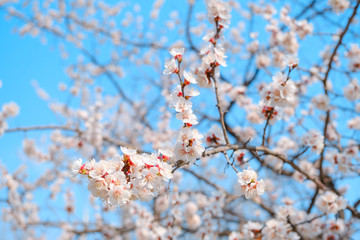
<box><xmin>176</xmin><ymin>109</ymin><xmax>199</xmax><ymax>125</ymax></box>
<box><xmin>284</xmin><ymin>54</ymin><xmax>299</xmax><ymax>68</ymax></box>
<box><xmin>262</xmin><ymin>219</ymin><xmax>299</xmax><ymax>240</ymax></box>
<box><xmin>23</xmin><ymin>139</ymin><xmax>38</xmax><ymax>158</ymax></box>
<box><xmin>158</xmin><ymin>149</ymin><xmax>173</xmax><ymax>162</ymax></box>
<box><xmin>155</xmin><ymin>195</ymin><xmax>169</xmax><ymax>213</ymax></box>
<box><xmin>316</xmin><ymin>191</ymin><xmax>347</xmax><ymax>214</ymax></box>
<box><xmin>242</xmin><ymin>221</ymin><xmax>263</xmax><ymax>239</ymax></box>
<box><xmin>163</xmin><ymin>58</ymin><xmax>178</xmax><ymax>75</ymax></box>
<box><xmin>343</xmin><ymin>79</ymin><xmax>360</xmax><ymax>101</ymax></box>
<box><xmin>326</xmin><ymin>219</ymin><xmax>345</xmax><ymax>235</ymax></box>
<box><xmin>245</xmin><ymin>104</ymin><xmax>264</xmax><ymax>124</ymax></box>
<box><xmin>171</xmin><ymin>97</ymin><xmax>193</xmax><ymax>113</ymax></box>
<box><xmin>328</xmin><ymin>0</ymin><xmax>350</xmax><ymax>13</ymax></box>
<box><xmin>235</xmin><ymin>168</ymin><xmax>265</xmax><ymax>199</ymax></box>
<box><xmin>247</xmin><ymin>40</ymin><xmax>259</xmax><ymax>53</ymax></box>
<box><xmin>73</xmin><ymin>149</ymin><xmax>174</xmax><ymax>206</ymax></box>
<box><xmin>344</xmin><ymin>141</ymin><xmax>359</xmax><ymax>158</ymax></box>
<box><xmin>186</xmin><ymin>214</ymin><xmax>201</xmax><ymax>230</ymax></box>
<box><xmin>88</xmin><ymin>160</ymin><xmax>109</xmax><ymax>180</ymax></box>
<box><xmin>282</xmin><ymin>32</ymin><xmax>299</xmax><ymax>54</ymax></box>
<box><xmin>311</xmin><ymin>94</ymin><xmax>330</xmax><ymax>111</ymax></box>
<box><xmin>84</xmin><ymin>159</ymin><xmax>96</xmax><ymax>172</ymax></box>
<box><xmin>196</xmin><ymin>71</ymin><xmax>213</xmax><ymax>88</ymax></box>
<box><xmin>142</xmin><ymin>153</ymin><xmax>158</xmax><ymax>166</ymax></box>
<box><xmin>202</xmin><ymin>51</ymin><xmax>216</xmax><ymax>65</ymax></box>
<box><xmin>170</xmin><ymin>48</ymin><xmax>185</xmax><ymax>60</ymax></box>
<box><xmin>260</xmin><ymin>106</ymin><xmax>281</xmax><ymax>125</ymax></box>
<box><xmin>260</xmin><ymin>72</ymin><xmax>297</xmax><ymax>108</ymax></box>
<box><xmin>294</xmin><ymin>20</ymin><xmax>313</xmax><ymax>39</ymax></box>
<box><xmin>276</xmin><ymin>136</ymin><xmax>299</xmax><ymax>153</ymax></box>
<box><xmin>87</xmin><ymin>178</ymin><xmax>107</xmax><ymax>198</ymax></box>
<box><xmin>2</xmin><ymin>102</ymin><xmax>20</xmax><ymax>118</ymax></box>
<box><xmin>214</xmin><ymin>45</ymin><xmax>227</xmax><ymax>66</ymax></box>
<box><xmin>156</xmin><ymin>160</ymin><xmax>173</xmax><ymax>181</ymax></box>
<box><xmin>108</xmin><ymin>184</ymin><xmax>131</xmax><ymax>205</ymax></box>
<box><xmin>174</xmin><ymin>128</ymin><xmax>204</xmax><ymax>165</ymax></box>
<box><xmin>233</xmin><ymin>150</ymin><xmax>248</xmax><ymax>166</ymax></box>
<box><xmin>326</xmin><ymin>149</ymin><xmax>352</xmax><ymax>173</ymax></box>
<box><xmin>229</xmin><ymin>232</ymin><xmax>241</xmax><ymax>240</ymax></box>
<box><xmin>184</xmin><ymin>201</ymin><xmax>198</xmax><ymax>218</ymax></box>
<box><xmin>206</xmin><ymin>0</ymin><xmax>231</xmax><ymax>27</ymax></box>
<box><xmin>204</xmin><ymin>124</ymin><xmax>225</xmax><ymax>147</ymax></box>
<box><xmin>346</xmin><ymin>45</ymin><xmax>360</xmax><ymax>71</ymax></box>
<box><xmin>272</xmin><ymin>49</ymin><xmax>287</xmax><ymax>69</ymax></box>
<box><xmin>292</xmin><ymin>160</ymin><xmax>318</xmax><ymax>182</ymax></box>
<box><xmin>202</xmin><ymin>34</ymin><xmax>216</xmax><ymax>47</ymax></box>
<box><xmin>233</xmin><ymin>126</ymin><xmax>257</xmax><ymax>143</ymax></box>
<box><xmin>141</xmin><ymin>167</ymin><xmax>163</xmax><ymax>190</ymax></box>
<box><xmin>171</xmin><ymin>85</ymin><xmax>199</xmax><ymax>100</ymax></box>
<box><xmin>71</xmin><ymin>158</ymin><xmax>83</xmax><ymax>176</ymax></box>
<box><xmin>120</xmin><ymin>146</ymin><xmax>137</xmax><ymax>156</ymax></box>
<box><xmin>255</xmin><ymin>54</ymin><xmax>271</xmax><ymax>68</ymax></box>
<box><xmin>301</xmin><ymin>129</ymin><xmax>324</xmax><ymax>154</ymax></box>
<box><xmin>183</xmin><ymin>71</ymin><xmax>197</xmax><ymax>84</ymax></box>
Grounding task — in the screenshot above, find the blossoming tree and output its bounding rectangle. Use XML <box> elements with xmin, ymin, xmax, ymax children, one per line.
<box><xmin>1</xmin><ymin>0</ymin><xmax>360</xmax><ymax>239</ymax></box>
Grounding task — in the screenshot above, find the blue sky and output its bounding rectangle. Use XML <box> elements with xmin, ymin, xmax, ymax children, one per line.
<box><xmin>0</xmin><ymin>15</ymin><xmax>64</xmax><ymax>170</ymax></box>
<box><xmin>0</xmin><ymin>0</ymin><xmax>360</xmax><ymax>238</ymax></box>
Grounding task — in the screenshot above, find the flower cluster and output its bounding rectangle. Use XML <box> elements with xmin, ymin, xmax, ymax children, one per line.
<box><xmin>260</xmin><ymin>72</ymin><xmax>297</xmax><ymax>108</ymax></box>
<box><xmin>259</xmin><ymin>71</ymin><xmax>297</xmax><ymax>123</ymax></box>
<box><xmin>229</xmin><ymin>198</ymin><xmax>352</xmax><ymax>240</ymax></box>
<box><xmin>206</xmin><ymin>0</ymin><xmax>231</xmax><ymax>28</ymax></box>
<box><xmin>343</xmin><ymin>78</ymin><xmax>360</xmax><ymax>101</ymax></box>
<box><xmin>262</xmin><ymin>219</ymin><xmax>300</xmax><ymax>240</ymax></box>
<box><xmin>328</xmin><ymin>0</ymin><xmax>350</xmax><ymax>13</ymax></box>
<box><xmin>292</xmin><ymin>159</ymin><xmax>318</xmax><ymax>182</ymax></box>
<box><xmin>301</xmin><ymin>129</ymin><xmax>324</xmax><ymax>154</ymax></box>
<box><xmin>164</xmin><ymin>48</ymin><xmax>204</xmax><ymax>165</ymax></box>
<box><xmin>345</xmin><ymin>44</ymin><xmax>360</xmax><ymax>72</ymax></box>
<box><xmin>315</xmin><ymin>191</ymin><xmax>347</xmax><ymax>214</ymax></box>
<box><xmin>3</xmin><ymin>0</ymin><xmax>360</xmax><ymax>238</ymax></box>
<box><xmin>348</xmin><ymin>116</ymin><xmax>360</xmax><ymax>131</ymax></box>
<box><xmin>229</xmin><ymin>219</ymin><xmax>300</xmax><ymax>240</ymax></box>
<box><xmin>0</xmin><ymin>101</ymin><xmax>20</xmax><ymax>137</ymax></box>
<box><xmin>323</xmin><ymin>219</ymin><xmax>346</xmax><ymax>240</ymax></box>
<box><xmin>233</xmin><ymin>150</ymin><xmax>248</xmax><ymax>166</ymax></box>
<box><xmin>72</xmin><ymin>147</ymin><xmax>173</xmax><ymax>206</ymax></box>
<box><xmin>234</xmin><ymin>167</ymin><xmax>265</xmax><ymax>199</ymax></box>
<box><xmin>311</xmin><ymin>94</ymin><xmax>330</xmax><ymax>111</ymax></box>
<box><xmin>133</xmin><ymin>203</ymin><xmax>175</xmax><ymax>239</ymax></box>
<box><xmin>278</xmin><ymin>7</ymin><xmax>314</xmax><ymax>41</ymax></box>
<box><xmin>194</xmin><ymin>0</ymin><xmax>230</xmax><ymax>88</ymax></box>
<box><xmin>325</xmin><ymin>149</ymin><xmax>353</xmax><ymax>173</ymax></box>
<box><xmin>239</xmin><ymin>221</ymin><xmax>263</xmax><ymax>239</ymax></box>
<box><xmin>204</xmin><ymin>124</ymin><xmax>225</xmax><ymax>147</ymax></box>
<box><xmin>184</xmin><ymin>201</ymin><xmax>201</xmax><ymax>230</ymax></box>
<box><xmin>174</xmin><ymin>128</ymin><xmax>204</xmax><ymax>165</ymax></box>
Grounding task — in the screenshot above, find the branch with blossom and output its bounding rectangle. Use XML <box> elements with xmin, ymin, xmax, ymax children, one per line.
<box><xmin>1</xmin><ymin>0</ymin><xmax>360</xmax><ymax>239</ymax></box>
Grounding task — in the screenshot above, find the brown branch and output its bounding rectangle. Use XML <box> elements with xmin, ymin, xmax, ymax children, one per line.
<box><xmin>183</xmin><ymin>168</ymin><xmax>276</xmax><ymax>218</ymax></box>
<box><xmin>261</xmin><ymin>109</ymin><xmax>273</xmax><ymax>146</ymax></box>
<box><xmin>203</xmin><ymin>144</ymin><xmax>360</xmax><ymax>218</ymax></box>
<box><xmin>307</xmin><ymin>187</ymin><xmax>319</xmax><ymax>214</ymax></box>
<box><xmin>182</xmin><ymin>168</ymin><xmax>227</xmax><ymax>194</ymax></box>
<box><xmin>322</xmin><ymin>0</ymin><xmax>360</xmax><ymax>90</ymax></box>
<box><xmin>224</xmin><ymin>151</ymin><xmax>239</xmax><ymax>173</ymax></box>
<box><xmin>319</xmin><ymin>0</ymin><xmax>360</xmax><ymax>182</ymax></box>
<box><xmin>5</xmin><ymin>125</ymin><xmax>134</xmax><ymax>149</ymax></box>
<box><xmin>213</xmin><ymin>77</ymin><xmax>230</xmax><ymax>145</ymax></box>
